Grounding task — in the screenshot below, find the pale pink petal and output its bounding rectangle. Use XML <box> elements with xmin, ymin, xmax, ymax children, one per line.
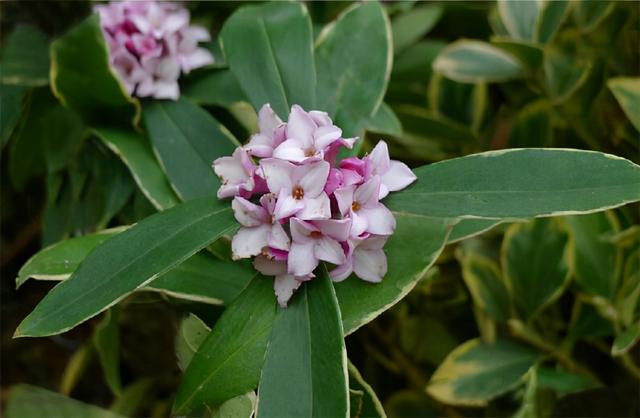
<box><xmin>288</xmin><ymin>242</ymin><xmax>318</xmax><ymax>276</ymax></box>
<box><xmin>315</xmin><ymin>237</ymin><xmax>346</xmax><ymax>265</ymax></box>
<box><xmin>162</xmin><ymin>8</ymin><xmax>189</xmax><ymax>33</ymax></box>
<box><xmin>286</xmin><ymin>105</ymin><xmax>315</xmax><ymax>150</ymax></box>
<box><xmin>313</xmin><ymin>218</ymin><xmax>351</xmax><ymax>242</ymax></box>
<box><xmin>297</xmin><ymin>193</ymin><xmax>331</xmax><ymax>220</ymax></box>
<box><xmin>378</xmin><ymin>184</ymin><xmax>390</xmax><ymax>200</ymax></box>
<box><xmin>289</xmin><ymin>218</ymin><xmax>315</xmax><ymax>244</ymax></box>
<box><xmin>295</xmin><ymin>160</ymin><xmax>330</xmax><ymax>198</ymax></box>
<box><xmin>272</xmin><ymin>138</ymin><xmax>307</xmax><ymax>163</ymax></box>
<box><xmin>213</xmin><ymin>150</ymin><xmax>249</xmax><ymax>183</ymax></box>
<box><xmin>359</xmin><ymin>204</ymin><xmax>396</xmax><ymax>235</ymax></box>
<box><xmin>184</xmin><ymin>25</ymin><xmax>211</xmax><ymax>42</ymax></box>
<box><xmin>274</xmin><ymin>274</ymin><xmax>302</xmax><ymax>307</ymax></box>
<box><xmin>258</xmin><ymin>104</ymin><xmax>282</xmax><ymax>135</ymax></box>
<box><xmin>330</xmin><ymin>262</ymin><xmax>353</xmax><ymax>282</ymax></box>
<box><xmin>353</xmin><ymin>248</ymin><xmax>387</xmax><ymax>283</ymax></box>
<box><xmin>314</xmin><ymin>125</ymin><xmax>342</xmax><ymax>150</ymax></box>
<box><xmin>260</xmin><ymin>193</ymin><xmax>277</xmax><ymax>214</ymax></box>
<box><xmin>341</xmin><ymin>169</ymin><xmax>363</xmax><ymax>187</ymax></box>
<box><xmin>151</xmin><ymin>81</ymin><xmax>180</xmax><ymax>100</ymax></box>
<box><xmin>324</xmin><ymin>168</ymin><xmax>343</xmax><ymax>195</ymax></box>
<box><xmin>355</xmin><ymin>177</ymin><xmax>381</xmax><ymax>208</ymax></box>
<box><xmin>217</xmin><ymin>183</ymin><xmax>241</xmax><ymax>199</ymax></box>
<box><xmin>254</xmin><ymin>256</ymin><xmax>287</xmax><ymax>276</ymax></box>
<box><xmin>274</xmin><ymin>192</ymin><xmax>304</xmax><ymax>220</ymax></box>
<box><xmin>309</xmin><ymin>110</ymin><xmax>332</xmax><ymax>127</ymax></box>
<box><xmin>231</xmin><ymin>225</ymin><xmax>271</xmax><ymax>259</ymax></box>
<box><xmin>181</xmin><ymin>48</ymin><xmax>214</xmax><ymax>73</ymax></box>
<box><xmin>260</xmin><ymin>158</ymin><xmax>294</xmax><ymax>194</ymax></box>
<box><xmin>334</xmin><ymin>186</ymin><xmax>355</xmax><ymax>216</ymax></box>
<box><xmin>269</xmin><ymin>222</ymin><xmax>291</xmax><ymax>251</ymax></box>
<box><xmin>380</xmin><ymin>160</ymin><xmax>417</xmax><ymax>193</ymax></box>
<box><xmin>231</xmin><ymin>197</ymin><xmax>268</xmax><ymax>227</ymax></box>
<box><xmin>359</xmin><ymin>235</ymin><xmax>389</xmax><ymax>251</ymax></box>
<box><xmin>368</xmin><ymin>141</ymin><xmax>391</xmax><ymax>174</ymax></box>
<box><xmin>350</xmin><ymin>211</ymin><xmax>369</xmax><ymax>238</ymax></box>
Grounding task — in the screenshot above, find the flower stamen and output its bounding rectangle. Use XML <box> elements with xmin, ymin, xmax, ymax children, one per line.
<box><xmin>292</xmin><ymin>186</ymin><xmax>305</xmax><ymax>200</ymax></box>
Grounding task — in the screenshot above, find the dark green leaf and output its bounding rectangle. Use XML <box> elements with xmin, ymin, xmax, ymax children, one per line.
<box><xmin>497</xmin><ymin>0</ymin><xmax>541</xmax><ymax>41</ymax></box>
<box><xmin>348</xmin><ymin>362</ymin><xmax>386</xmax><ymax>418</ymax></box>
<box><xmin>257</xmin><ymin>268</ymin><xmax>348</xmax><ymax>418</ymax></box>
<box><xmin>391</xmin><ymin>4</ymin><xmax>443</xmax><ymax>55</ymax></box>
<box><xmin>176</xmin><ymin>313</ymin><xmax>211</xmax><ymax>371</ymax></box>
<box><xmin>221</xmin><ymin>2</ymin><xmax>316</xmax><ymax>118</ymax></box>
<box><xmin>537</xmin><ymin>367</ymin><xmax>600</xmax><ymax>396</ymax></box>
<box><xmin>15</xmin><ymin>197</ymin><xmax>237</xmax><ymax>337</ymax></box>
<box><xmin>448</xmin><ymin>219</ymin><xmax>502</xmax><ymax>244</ymax></box>
<box><xmin>612</xmin><ymin>322</ymin><xmax>640</xmax><ymax>356</ymax></box>
<box><xmin>573</xmin><ymin>0</ymin><xmax>615</xmax><ymax>33</ymax></box>
<box><xmin>0</xmin><ymin>84</ymin><xmax>27</xmax><ymax>148</ymax></box>
<box><xmin>366</xmin><ymin>102</ymin><xmax>402</xmax><ymax>136</ymax></box>
<box><xmin>460</xmin><ymin>254</ymin><xmax>510</xmax><ymax>321</ymax></box>
<box><xmin>535</xmin><ymin>0</ymin><xmax>570</xmax><ymax>43</ymax></box>
<box><xmin>508</xmin><ymin>100</ymin><xmax>552</xmax><ymax>147</ymax></box>
<box><xmin>544</xmin><ymin>49</ymin><xmax>591</xmax><ymax>103</ymax></box>
<box><xmin>182</xmin><ymin>70</ymin><xmax>247</xmax><ymax>107</ymax></box>
<box><xmin>1</xmin><ymin>25</ymin><xmax>49</xmax><ymax>86</ymax></box>
<box><xmin>50</xmin><ymin>15</ymin><xmax>140</xmax><ymax>126</ymax></box>
<box><xmin>93</xmin><ymin>308</ymin><xmax>121</xmax><ymax>395</ymax></box>
<box><xmin>143</xmin><ymin>98</ymin><xmax>238</xmax><ymax>200</ymax></box>
<box><xmin>608</xmin><ymin>77</ymin><xmax>640</xmax><ymax>132</ymax></box>
<box><xmin>385</xmin><ymin>149</ymin><xmax>640</xmax><ymax>219</ymax></box>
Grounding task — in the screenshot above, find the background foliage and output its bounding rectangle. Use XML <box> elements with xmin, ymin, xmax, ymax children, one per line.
<box><xmin>1</xmin><ymin>1</ymin><xmax>639</xmax><ymax>417</ymax></box>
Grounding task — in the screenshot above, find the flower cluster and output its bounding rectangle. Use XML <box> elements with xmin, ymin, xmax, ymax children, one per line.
<box><xmin>213</xmin><ymin>104</ymin><xmax>416</xmax><ymax>307</ymax></box>
<box><xmin>95</xmin><ymin>0</ymin><xmax>214</xmax><ymax>100</ymax></box>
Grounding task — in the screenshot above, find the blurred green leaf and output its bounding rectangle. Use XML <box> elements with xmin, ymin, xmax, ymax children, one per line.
<box><xmin>536</xmin><ymin>367</ymin><xmax>600</xmax><ymax>396</ymax></box>
<box><xmin>448</xmin><ymin>219</ymin><xmax>502</xmax><ymax>244</ymax></box>
<box><xmin>385</xmin><ymin>149</ymin><xmax>640</xmax><ymax>219</ymax></box>
<box><xmin>608</xmin><ymin>77</ymin><xmax>640</xmax><ymax>132</ymax></box>
<box><xmin>221</xmin><ymin>2</ymin><xmax>316</xmax><ymax>118</ymax></box>
<box><xmin>50</xmin><ymin>15</ymin><xmax>140</xmax><ymax>127</ymax></box>
<box><xmin>427</xmin><ymin>338</ymin><xmax>537</xmax><ymax>406</ymax></box>
<box><xmin>617</xmin><ymin>249</ymin><xmax>640</xmax><ymax>327</ymax></box>
<box><xmin>109</xmin><ymin>379</ymin><xmax>153</xmax><ymax>417</ymax></box>
<box><xmin>257</xmin><ymin>269</ymin><xmax>348</xmax><ymax>418</ymax></box>
<box><xmin>391</xmin><ymin>4</ymin><xmax>443</xmax><ymax>55</ymax></box>
<box><xmin>384</xmin><ymin>391</ymin><xmax>439</xmax><ymax>418</ymax></box>
<box><xmin>213</xmin><ymin>393</ymin><xmax>256</xmax><ymax>418</ymax></box>
<box><xmin>399</xmin><ymin>316</ymin><xmax>458</xmax><ymax>365</ymax></box>
<box><xmin>5</xmin><ymin>384</ymin><xmax>125</xmax><ymax>418</ymax></box>
<box><xmin>568</xmin><ymin>302</ymin><xmax>614</xmax><ymax>340</ymax></box>
<box><xmin>460</xmin><ymin>254</ymin><xmax>510</xmax><ymax>322</ymax></box>
<box><xmin>174</xmin><ymin>276</ymin><xmax>275</xmax><ymax>414</ymax></box>
<box><xmin>433</xmin><ymin>40</ymin><xmax>525</xmax><ymax>84</ymax></box>
<box><xmin>612</xmin><ymin>322</ymin><xmax>640</xmax><ymax>356</ymax></box>
<box><xmin>182</xmin><ymin>70</ymin><xmax>247</xmax><ymax>107</ymax></box>
<box><xmin>15</xmin><ymin>197</ymin><xmax>237</xmax><ymax>337</ymax></box>
<box><xmin>497</xmin><ymin>0</ymin><xmax>541</xmax><ymax>41</ymax></box>
<box><xmin>366</xmin><ymin>102</ymin><xmax>402</xmax><ymax>136</ymax></box>
<box><xmin>0</xmin><ymin>84</ymin><xmax>27</xmax><ymax>148</ymax></box>
<box><xmin>566</xmin><ymin>212</ymin><xmax>621</xmax><ymax>299</ymax></box>
<box><xmin>176</xmin><ymin>313</ymin><xmax>211</xmax><ymax>371</ymax></box>
<box><xmin>348</xmin><ymin>361</ymin><xmax>386</xmax><ymax>418</ymax></box>
<box><xmin>534</xmin><ymin>0</ymin><xmax>570</xmax><ymax>44</ymax></box>
<box><xmin>508</xmin><ymin>100</ymin><xmax>552</xmax><ymax>147</ymax></box>
<box><xmin>94</xmin><ymin>127</ymin><xmax>180</xmax><ymax>210</ymax></box>
<box><xmin>316</xmin><ymin>1</ymin><xmax>392</xmax><ymax>137</ymax></box>
<box><xmin>143</xmin><ymin>98</ymin><xmax>238</xmax><ymax>200</ymax></box>
<box><xmin>573</xmin><ymin>0</ymin><xmax>615</xmax><ymax>33</ymax></box>
<box><xmin>428</xmin><ymin>73</ymin><xmax>488</xmax><ymax>129</ymax></box>
<box><xmin>59</xmin><ymin>343</ymin><xmax>93</xmax><ymax>396</ymax></box>
<box><xmin>502</xmin><ymin>218</ymin><xmax>571</xmax><ymax>320</ymax></box>
<box><xmin>491</xmin><ymin>39</ymin><xmax>544</xmax><ymax>70</ymax></box>
<box><xmin>544</xmin><ymin>49</ymin><xmax>592</xmax><ymax>103</ymax></box>
<box><xmin>93</xmin><ymin>308</ymin><xmax>121</xmax><ymax>395</ymax></box>
<box><xmin>1</xmin><ymin>25</ymin><xmax>49</xmax><ymax>86</ymax></box>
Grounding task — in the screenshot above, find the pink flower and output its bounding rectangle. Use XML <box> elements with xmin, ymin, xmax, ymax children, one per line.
<box><xmin>330</xmin><ymin>235</ymin><xmax>389</xmax><ymax>283</ymax></box>
<box><xmin>95</xmin><ymin>0</ymin><xmax>214</xmax><ymax>100</ymax></box>
<box><xmin>272</xmin><ymin>105</ymin><xmax>346</xmax><ymax>163</ymax></box>
<box><xmin>260</xmin><ymin>158</ymin><xmax>331</xmax><ymax>221</ymax></box>
<box><xmin>244</xmin><ymin>104</ymin><xmax>286</xmax><ymax>158</ymax></box>
<box><xmin>334</xmin><ymin>176</ymin><xmax>396</xmax><ymax>238</ymax></box>
<box><xmin>253</xmin><ymin>256</ymin><xmax>312</xmax><ymax>307</ymax></box>
<box><xmin>231</xmin><ymin>195</ymin><xmax>290</xmax><ymax>260</ymax></box>
<box><xmin>213</xmin><ymin>148</ymin><xmax>263</xmax><ymax>199</ymax></box>
<box><xmin>288</xmin><ymin>218</ymin><xmax>351</xmax><ymax>276</ymax></box>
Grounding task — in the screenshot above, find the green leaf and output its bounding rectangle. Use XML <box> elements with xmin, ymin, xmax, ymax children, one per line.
<box><xmin>5</xmin><ymin>384</ymin><xmax>125</xmax><ymax>418</ymax></box>
<box><xmin>534</xmin><ymin>0</ymin><xmax>570</xmax><ymax>44</ymax></box>
<box><xmin>617</xmin><ymin>250</ymin><xmax>640</xmax><ymax>327</ymax></box>
<box><xmin>536</xmin><ymin>367</ymin><xmax>600</xmax><ymax>396</ymax></box>
<box><xmin>384</xmin><ymin>391</ymin><xmax>439</xmax><ymax>418</ymax></box>
<box><xmin>17</xmin><ymin>229</ymin><xmax>252</xmax><ymax>305</ymax></box>
<box><xmin>385</xmin><ymin>149</ymin><xmax>640</xmax><ymax>219</ymax></box>
<box><xmin>94</xmin><ymin>127</ymin><xmax>179</xmax><ymax>210</ymax></box>
<box><xmin>399</xmin><ymin>316</ymin><xmax>458</xmax><ymax>366</ymax></box>
<box><xmin>612</xmin><ymin>322</ymin><xmax>640</xmax><ymax>356</ymax></box>
<box><xmin>316</xmin><ymin>1</ymin><xmax>392</xmax><ymax>137</ymax></box>
<box><xmin>257</xmin><ymin>268</ymin><xmax>348</xmax><ymax>418</ymax></box>
<box><xmin>176</xmin><ymin>313</ymin><xmax>211</xmax><ymax>371</ymax></box>
<box><xmin>490</xmin><ymin>39</ymin><xmax>544</xmax><ymax>70</ymax></box>
<box><xmin>213</xmin><ymin>393</ymin><xmax>257</xmax><ymax>418</ymax></box>
<box><xmin>573</xmin><ymin>0</ymin><xmax>615</xmax><ymax>33</ymax></box>
<box><xmin>50</xmin><ymin>15</ymin><xmax>140</xmax><ymax>127</ymax></box>
<box><xmin>174</xmin><ymin>276</ymin><xmax>275</xmax><ymax>414</ymax></box>
<box><xmin>336</xmin><ymin>214</ymin><xmax>451</xmax><ymax>334</ymax></box>
<box><xmin>566</xmin><ymin>212</ymin><xmax>622</xmax><ymax>299</ymax></box>
<box><xmin>348</xmin><ymin>362</ymin><xmax>386</xmax><ymax>418</ymax></box>
<box><xmin>428</xmin><ymin>73</ymin><xmax>488</xmax><ymax>130</ymax></box>
<box><xmin>182</xmin><ymin>70</ymin><xmax>247</xmax><ymax>107</ymax></box>
<box><xmin>15</xmin><ymin>197</ymin><xmax>237</xmax><ymax>337</ymax></box>
<box><xmin>608</xmin><ymin>77</ymin><xmax>640</xmax><ymax>132</ymax></box>
<box><xmin>426</xmin><ymin>339</ymin><xmax>537</xmax><ymax>406</ymax></box>
<box><xmin>497</xmin><ymin>0</ymin><xmax>541</xmax><ymax>41</ymax></box>
<box><xmin>221</xmin><ymin>1</ymin><xmax>316</xmax><ymax>118</ymax></box>
<box><xmin>391</xmin><ymin>4</ymin><xmax>443</xmax><ymax>55</ymax></box>
<box><xmin>508</xmin><ymin>100</ymin><xmax>552</xmax><ymax>147</ymax></box>
<box><xmin>448</xmin><ymin>219</ymin><xmax>502</xmax><ymax>244</ymax></box>
<box><xmin>93</xmin><ymin>308</ymin><xmax>121</xmax><ymax>395</ymax></box>
<box><xmin>544</xmin><ymin>49</ymin><xmax>591</xmax><ymax>103</ymax></box>
<box><xmin>366</xmin><ymin>102</ymin><xmax>402</xmax><ymax>136</ymax></box>
<box><xmin>1</xmin><ymin>25</ymin><xmax>49</xmax><ymax>86</ymax></box>
<box><xmin>59</xmin><ymin>343</ymin><xmax>93</xmax><ymax>396</ymax></box>
<box><xmin>0</xmin><ymin>84</ymin><xmax>27</xmax><ymax>148</ymax></box>
<box><xmin>143</xmin><ymin>98</ymin><xmax>238</xmax><ymax>200</ymax></box>
<box><xmin>459</xmin><ymin>254</ymin><xmax>510</xmax><ymax>321</ymax></box>
<box><xmin>502</xmin><ymin>218</ymin><xmax>571</xmax><ymax>320</ymax></box>
<box><xmin>433</xmin><ymin>40</ymin><xmax>525</xmax><ymax>84</ymax></box>
<box><xmin>109</xmin><ymin>379</ymin><xmax>153</xmax><ymax>417</ymax></box>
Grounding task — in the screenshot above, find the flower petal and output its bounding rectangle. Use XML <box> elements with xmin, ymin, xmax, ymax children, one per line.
<box><xmin>288</xmin><ymin>242</ymin><xmax>318</xmax><ymax>276</ymax></box>
<box><xmin>295</xmin><ymin>160</ymin><xmax>330</xmax><ymax>198</ymax></box>
<box><xmin>297</xmin><ymin>193</ymin><xmax>331</xmax><ymax>220</ymax></box>
<box><xmin>287</xmin><ymin>104</ymin><xmax>315</xmax><ymax>150</ymax></box>
<box><xmin>330</xmin><ymin>262</ymin><xmax>353</xmax><ymax>282</ymax></box>
<box><xmin>260</xmin><ymin>158</ymin><xmax>294</xmax><ymax>194</ymax></box>
<box><xmin>274</xmin><ymin>274</ymin><xmax>302</xmax><ymax>308</ymax></box>
<box><xmin>334</xmin><ymin>186</ymin><xmax>355</xmax><ymax>216</ymax></box>
<box><xmin>272</xmin><ymin>138</ymin><xmax>307</xmax><ymax>163</ymax></box>
<box><xmin>355</xmin><ymin>176</ymin><xmax>381</xmax><ymax>208</ymax></box>
<box><xmin>353</xmin><ymin>248</ymin><xmax>387</xmax><ymax>283</ymax></box>
<box><xmin>273</xmin><ymin>192</ymin><xmax>304</xmax><ymax>220</ymax></box>
<box><xmin>258</xmin><ymin>103</ymin><xmax>282</xmax><ymax>135</ymax></box>
<box><xmin>350</xmin><ymin>211</ymin><xmax>369</xmax><ymax>238</ymax></box>
<box><xmin>231</xmin><ymin>225</ymin><xmax>271</xmax><ymax>259</ymax></box>
<box><xmin>380</xmin><ymin>160</ymin><xmax>417</xmax><ymax>193</ymax></box>
<box><xmin>314</xmin><ymin>218</ymin><xmax>351</xmax><ymax>242</ymax></box>
<box><xmin>359</xmin><ymin>204</ymin><xmax>396</xmax><ymax>235</ymax></box>
<box><xmin>269</xmin><ymin>222</ymin><xmax>291</xmax><ymax>251</ymax></box>
<box><xmin>315</xmin><ymin>237</ymin><xmax>346</xmax><ymax>265</ymax></box>
<box><xmin>314</xmin><ymin>125</ymin><xmax>342</xmax><ymax>150</ymax></box>
<box><xmin>359</xmin><ymin>234</ymin><xmax>389</xmax><ymax>251</ymax></box>
<box><xmin>368</xmin><ymin>141</ymin><xmax>391</xmax><ymax>175</ymax></box>
<box><xmin>290</xmin><ymin>217</ymin><xmax>315</xmax><ymax>244</ymax></box>
<box><xmin>254</xmin><ymin>255</ymin><xmax>287</xmax><ymax>276</ymax></box>
<box><xmin>231</xmin><ymin>196</ymin><xmax>268</xmax><ymax>227</ymax></box>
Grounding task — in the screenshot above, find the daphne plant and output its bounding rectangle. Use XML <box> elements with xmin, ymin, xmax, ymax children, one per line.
<box><xmin>7</xmin><ymin>1</ymin><xmax>640</xmax><ymax>417</ymax></box>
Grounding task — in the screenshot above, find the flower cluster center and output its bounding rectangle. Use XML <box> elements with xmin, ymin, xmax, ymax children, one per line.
<box><xmin>351</xmin><ymin>201</ymin><xmax>361</xmax><ymax>212</ymax></box>
<box><xmin>292</xmin><ymin>186</ymin><xmax>305</xmax><ymax>200</ymax></box>
<box><xmin>310</xmin><ymin>231</ymin><xmax>323</xmax><ymax>239</ymax></box>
